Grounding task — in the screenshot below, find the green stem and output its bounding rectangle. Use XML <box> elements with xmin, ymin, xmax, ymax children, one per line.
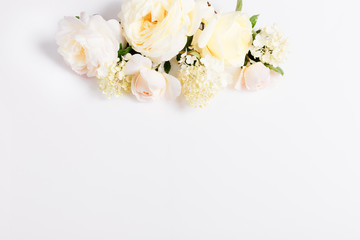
<box><xmin>236</xmin><ymin>0</ymin><xmax>243</xmax><ymax>11</ymax></box>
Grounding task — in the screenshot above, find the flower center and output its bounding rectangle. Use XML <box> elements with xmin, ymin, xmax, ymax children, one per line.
<box><xmin>142</xmin><ymin>91</ymin><xmax>152</xmax><ymax>97</ymax></box>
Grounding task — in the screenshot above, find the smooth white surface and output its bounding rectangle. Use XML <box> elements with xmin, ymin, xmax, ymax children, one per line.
<box><xmin>1</xmin><ymin>0</ymin><xmax>360</xmax><ymax>239</ymax></box>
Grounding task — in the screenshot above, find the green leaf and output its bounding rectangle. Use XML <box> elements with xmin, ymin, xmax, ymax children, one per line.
<box><xmin>75</xmin><ymin>16</ymin><xmax>80</xmax><ymax>19</ymax></box>
<box><xmin>182</xmin><ymin>36</ymin><xmax>193</xmax><ymax>52</ymax></box>
<box><xmin>189</xmin><ymin>51</ymin><xmax>201</xmax><ymax>60</ymax></box>
<box><xmin>252</xmin><ymin>29</ymin><xmax>261</xmax><ymax>40</ymax></box>
<box><xmin>118</xmin><ymin>43</ymin><xmax>132</xmax><ymax>58</ymax></box>
<box><xmin>265</xmin><ymin>64</ymin><xmax>284</xmax><ymax>76</ymax></box>
<box><xmin>250</xmin><ymin>14</ymin><xmax>259</xmax><ymax>28</ymax></box>
<box><xmin>236</xmin><ymin>0</ymin><xmax>243</xmax><ymax>11</ymax></box>
<box><xmin>164</xmin><ymin>61</ymin><xmax>171</xmax><ymax>74</ymax></box>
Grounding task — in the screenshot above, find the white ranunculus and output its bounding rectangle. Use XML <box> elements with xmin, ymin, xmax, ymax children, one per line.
<box><xmin>125</xmin><ymin>54</ymin><xmax>181</xmax><ymax>102</ymax></box>
<box><xmin>119</xmin><ymin>0</ymin><xmax>212</xmax><ymax>63</ymax></box>
<box><xmin>56</xmin><ymin>12</ymin><xmax>126</xmax><ymax>77</ymax></box>
<box><xmin>194</xmin><ymin>12</ymin><xmax>252</xmax><ymax>67</ymax></box>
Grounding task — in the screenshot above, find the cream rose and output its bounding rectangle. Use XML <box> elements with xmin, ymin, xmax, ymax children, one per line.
<box><xmin>56</xmin><ymin>12</ymin><xmax>126</xmax><ymax>77</ymax></box>
<box><xmin>119</xmin><ymin>0</ymin><xmax>202</xmax><ymax>63</ymax></box>
<box><xmin>195</xmin><ymin>12</ymin><xmax>252</xmax><ymax>67</ymax></box>
<box><xmin>125</xmin><ymin>54</ymin><xmax>181</xmax><ymax>102</ymax></box>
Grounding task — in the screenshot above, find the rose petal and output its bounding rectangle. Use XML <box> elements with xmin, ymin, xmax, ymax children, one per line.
<box><xmin>163</xmin><ymin>73</ymin><xmax>182</xmax><ymax>100</ymax></box>
<box><xmin>188</xmin><ymin>0</ymin><xmax>214</xmax><ymax>36</ymax></box>
<box><xmin>107</xmin><ymin>19</ymin><xmax>126</xmax><ymax>47</ymax></box>
<box><xmin>131</xmin><ymin>68</ymin><xmax>167</xmax><ymax>102</ymax></box>
<box><xmin>198</xmin><ymin>15</ymin><xmax>218</xmax><ymax>48</ymax></box>
<box><xmin>80</xmin><ymin>12</ymin><xmax>90</xmax><ymax>23</ymax></box>
<box><xmin>140</xmin><ymin>68</ymin><xmax>166</xmax><ymax>91</ymax></box>
<box><xmin>124</xmin><ymin>54</ymin><xmax>152</xmax><ymax>75</ymax></box>
<box><xmin>244</xmin><ymin>62</ymin><xmax>271</xmax><ymax>91</ymax></box>
<box><xmin>234</xmin><ymin>67</ymin><xmax>246</xmax><ymax>91</ymax></box>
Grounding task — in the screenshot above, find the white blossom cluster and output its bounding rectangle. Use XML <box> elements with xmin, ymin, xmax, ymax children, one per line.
<box><xmin>178</xmin><ymin>52</ymin><xmax>230</xmax><ymax>107</ymax></box>
<box><xmin>97</xmin><ymin>58</ymin><xmax>132</xmax><ymax>98</ymax></box>
<box><xmin>250</xmin><ymin>25</ymin><xmax>288</xmax><ymax>67</ymax></box>
<box><xmin>56</xmin><ymin>0</ymin><xmax>289</xmax><ymax>107</ymax></box>
<box><xmin>200</xmin><ymin>56</ymin><xmax>230</xmax><ymax>90</ymax></box>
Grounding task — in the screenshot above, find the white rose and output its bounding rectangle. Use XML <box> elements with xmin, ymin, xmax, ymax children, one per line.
<box><xmin>195</xmin><ymin>12</ymin><xmax>252</xmax><ymax>67</ymax></box>
<box><xmin>119</xmin><ymin>0</ymin><xmax>212</xmax><ymax>63</ymax></box>
<box><xmin>56</xmin><ymin>12</ymin><xmax>126</xmax><ymax>77</ymax></box>
<box><xmin>125</xmin><ymin>54</ymin><xmax>181</xmax><ymax>102</ymax></box>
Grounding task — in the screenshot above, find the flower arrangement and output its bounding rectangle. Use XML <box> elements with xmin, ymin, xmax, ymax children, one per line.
<box><xmin>56</xmin><ymin>0</ymin><xmax>288</xmax><ymax>107</ymax></box>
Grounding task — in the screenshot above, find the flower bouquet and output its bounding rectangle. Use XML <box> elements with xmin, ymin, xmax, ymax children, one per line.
<box><xmin>56</xmin><ymin>0</ymin><xmax>288</xmax><ymax>108</ymax></box>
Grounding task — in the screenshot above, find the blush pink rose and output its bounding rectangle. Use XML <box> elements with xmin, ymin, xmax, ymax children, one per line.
<box><xmin>125</xmin><ymin>54</ymin><xmax>181</xmax><ymax>102</ymax></box>
<box><xmin>235</xmin><ymin>62</ymin><xmax>272</xmax><ymax>91</ymax></box>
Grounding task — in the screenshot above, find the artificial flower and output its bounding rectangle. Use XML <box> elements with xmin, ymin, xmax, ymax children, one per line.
<box><xmin>200</xmin><ymin>55</ymin><xmax>230</xmax><ymax>89</ymax></box>
<box><xmin>56</xmin><ymin>12</ymin><xmax>126</xmax><ymax>77</ymax></box>
<box><xmin>178</xmin><ymin>54</ymin><xmax>228</xmax><ymax>108</ymax></box>
<box><xmin>235</xmin><ymin>62</ymin><xmax>271</xmax><ymax>91</ymax></box>
<box><xmin>188</xmin><ymin>0</ymin><xmax>215</xmax><ymax>36</ymax></box>
<box><xmin>56</xmin><ymin>0</ymin><xmax>289</xmax><ymax>107</ymax></box>
<box><xmin>97</xmin><ymin>59</ymin><xmax>132</xmax><ymax>98</ymax></box>
<box><xmin>119</xmin><ymin>0</ymin><xmax>195</xmax><ymax>63</ymax></box>
<box><xmin>125</xmin><ymin>54</ymin><xmax>181</xmax><ymax>102</ymax></box>
<box><xmin>194</xmin><ymin>12</ymin><xmax>252</xmax><ymax>67</ymax></box>
<box><xmin>250</xmin><ymin>25</ymin><xmax>288</xmax><ymax>67</ymax></box>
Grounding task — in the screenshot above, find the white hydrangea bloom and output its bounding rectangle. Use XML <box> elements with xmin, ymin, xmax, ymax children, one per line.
<box><xmin>200</xmin><ymin>55</ymin><xmax>230</xmax><ymax>90</ymax></box>
<box><xmin>250</xmin><ymin>25</ymin><xmax>288</xmax><ymax>67</ymax></box>
<box><xmin>96</xmin><ymin>58</ymin><xmax>132</xmax><ymax>98</ymax></box>
<box><xmin>185</xmin><ymin>55</ymin><xmax>198</xmax><ymax>65</ymax></box>
<box><xmin>178</xmin><ymin>53</ymin><xmax>229</xmax><ymax>108</ymax></box>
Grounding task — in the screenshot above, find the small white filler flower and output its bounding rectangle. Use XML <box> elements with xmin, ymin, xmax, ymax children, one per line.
<box><xmin>250</xmin><ymin>25</ymin><xmax>288</xmax><ymax>67</ymax></box>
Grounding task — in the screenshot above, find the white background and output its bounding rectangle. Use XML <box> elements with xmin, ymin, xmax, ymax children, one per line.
<box><xmin>1</xmin><ymin>0</ymin><xmax>360</xmax><ymax>239</ymax></box>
